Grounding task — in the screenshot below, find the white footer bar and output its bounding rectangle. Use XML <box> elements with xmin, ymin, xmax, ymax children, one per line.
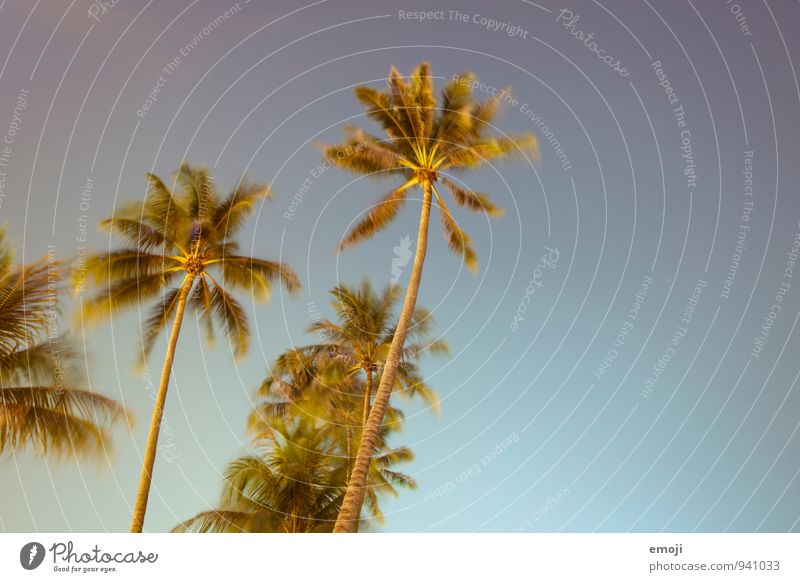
<box><xmin>1</xmin><ymin>533</ymin><xmax>797</xmax><ymax>580</ymax></box>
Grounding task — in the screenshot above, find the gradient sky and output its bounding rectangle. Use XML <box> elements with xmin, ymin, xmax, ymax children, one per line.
<box><xmin>1</xmin><ymin>0</ymin><xmax>799</xmax><ymax>533</ymax></box>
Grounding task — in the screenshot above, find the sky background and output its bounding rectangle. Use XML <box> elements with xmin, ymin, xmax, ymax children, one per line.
<box><xmin>1</xmin><ymin>0</ymin><xmax>799</xmax><ymax>533</ymax></box>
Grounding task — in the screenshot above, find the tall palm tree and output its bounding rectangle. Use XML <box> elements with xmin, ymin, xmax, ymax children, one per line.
<box><xmin>78</xmin><ymin>164</ymin><xmax>300</xmax><ymax>532</ymax></box>
<box><xmin>0</xmin><ymin>229</ymin><xmax>125</xmax><ymax>458</ymax></box>
<box><xmin>324</xmin><ymin>63</ymin><xmax>538</xmax><ymax>531</ymax></box>
<box><xmin>175</xmin><ymin>361</ymin><xmax>415</xmax><ymax>532</ymax></box>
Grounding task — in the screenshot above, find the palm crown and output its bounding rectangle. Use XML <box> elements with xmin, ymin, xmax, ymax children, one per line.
<box><xmin>325</xmin><ymin>62</ymin><xmax>538</xmax><ymax>270</ymax></box>
<box><xmin>307</xmin><ymin>280</ymin><xmax>447</xmax><ymax>422</ymax></box>
<box><xmin>79</xmin><ymin>163</ymin><xmax>300</xmax><ymax>361</ymax></box>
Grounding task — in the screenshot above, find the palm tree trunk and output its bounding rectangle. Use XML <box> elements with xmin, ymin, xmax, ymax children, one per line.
<box><xmin>333</xmin><ymin>182</ymin><xmax>433</xmax><ymax>533</ymax></box>
<box><xmin>345</xmin><ymin>426</ymin><xmax>352</xmax><ymax>482</ymax></box>
<box><xmin>354</xmin><ymin>365</ymin><xmax>374</xmax><ymax>532</ymax></box>
<box><xmin>361</xmin><ymin>367</ymin><xmax>373</xmax><ymax>427</ymax></box>
<box><xmin>130</xmin><ymin>275</ymin><xmax>194</xmax><ymax>533</ymax></box>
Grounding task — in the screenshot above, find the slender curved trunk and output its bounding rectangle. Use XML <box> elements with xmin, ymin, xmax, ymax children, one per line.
<box><xmin>130</xmin><ymin>276</ymin><xmax>194</xmax><ymax>533</ymax></box>
<box><xmin>361</xmin><ymin>367</ymin><xmax>373</xmax><ymax>427</ymax></box>
<box><xmin>345</xmin><ymin>426</ymin><xmax>352</xmax><ymax>482</ymax></box>
<box><xmin>333</xmin><ymin>183</ymin><xmax>433</xmax><ymax>533</ymax></box>
<box><xmin>353</xmin><ymin>365</ymin><xmax>374</xmax><ymax>532</ymax></box>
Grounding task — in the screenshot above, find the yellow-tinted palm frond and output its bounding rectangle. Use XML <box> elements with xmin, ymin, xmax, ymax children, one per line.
<box><xmin>98</xmin><ymin>217</ymin><xmax>173</xmax><ymax>252</ymax></box>
<box><xmin>82</xmin><ymin>271</ymin><xmax>179</xmax><ymax>326</ymax></box>
<box><xmin>138</xmin><ymin>285</ymin><xmax>183</xmax><ymax>369</ymax></box>
<box><xmin>353</xmin><ymin>86</ymin><xmax>412</xmax><ymax>150</ymax></box>
<box><xmin>434</xmin><ymin>187</ymin><xmax>478</xmax><ymax>272</ymax></box>
<box><xmin>176</xmin><ymin>163</ymin><xmax>217</xmax><ymax>220</ymax></box>
<box><xmin>410</xmin><ymin>62</ymin><xmax>435</xmax><ymax>138</ymax></box>
<box><xmin>0</xmin><ymin>233</ymin><xmax>126</xmax><ymax>460</ymax></box>
<box><xmin>208</xmin><ymin>278</ymin><xmax>249</xmax><ymax>359</ymax></box>
<box><xmin>172</xmin><ymin>510</ymin><xmax>257</xmax><ymax>533</ymax></box>
<box><xmin>394</xmin><ymin>365</ymin><xmax>441</xmax><ymax>415</ymax></box>
<box><xmin>0</xmin><ymin>226</ymin><xmax>14</xmax><ymax>277</ymax></box>
<box><xmin>143</xmin><ymin>173</ymin><xmax>189</xmax><ymax>242</ymax></box>
<box><xmin>445</xmin><ymin>134</ymin><xmax>539</xmax><ymax>169</ymax></box>
<box><xmin>339</xmin><ymin>179</ymin><xmax>416</xmax><ymax>251</ymax></box>
<box><xmin>219</xmin><ymin>256</ymin><xmax>301</xmax><ymax>301</ymax></box>
<box><xmin>435</xmin><ymin>73</ymin><xmax>476</xmax><ymax>144</ymax></box>
<box><xmin>0</xmin><ymin>385</ymin><xmax>127</xmax><ymax>459</ymax></box>
<box><xmin>189</xmin><ymin>276</ymin><xmax>215</xmax><ymax>347</ymax></box>
<box><xmin>77</xmin><ymin>251</ymin><xmax>177</xmax><ymax>289</ymax></box>
<box><xmin>322</xmin><ymin>139</ymin><xmax>404</xmax><ymax>178</ymax></box>
<box><xmin>0</xmin><ymin>260</ymin><xmax>55</xmax><ymax>354</ymax></box>
<box><xmin>330</xmin><ymin>126</ymin><xmax>408</xmax><ymax>178</ymax></box>
<box><xmin>440</xmin><ymin>177</ymin><xmax>504</xmax><ymax>216</ymax></box>
<box><xmin>0</xmin><ymin>334</ymin><xmax>83</xmax><ymax>388</ymax></box>
<box><xmin>209</xmin><ymin>182</ymin><xmax>271</xmax><ymax>242</ymax></box>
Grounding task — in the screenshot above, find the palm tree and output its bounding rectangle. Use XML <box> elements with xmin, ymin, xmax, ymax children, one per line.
<box><xmin>78</xmin><ymin>164</ymin><xmax>300</xmax><ymax>532</ymax></box>
<box><xmin>324</xmin><ymin>63</ymin><xmax>538</xmax><ymax>531</ymax></box>
<box><xmin>308</xmin><ymin>280</ymin><xmax>447</xmax><ymax>429</ymax></box>
<box><xmin>175</xmin><ymin>361</ymin><xmax>416</xmax><ymax>532</ymax></box>
<box><xmin>0</xmin><ymin>229</ymin><xmax>125</xmax><ymax>458</ymax></box>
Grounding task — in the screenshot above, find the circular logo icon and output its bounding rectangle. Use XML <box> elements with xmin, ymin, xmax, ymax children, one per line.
<box><xmin>20</xmin><ymin>542</ymin><xmax>45</xmax><ymax>570</ymax></box>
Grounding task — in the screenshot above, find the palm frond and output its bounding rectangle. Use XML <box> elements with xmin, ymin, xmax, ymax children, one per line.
<box><xmin>434</xmin><ymin>187</ymin><xmax>478</xmax><ymax>272</ymax></box>
<box><xmin>98</xmin><ymin>217</ymin><xmax>172</xmax><ymax>252</ymax></box>
<box><xmin>208</xmin><ymin>277</ymin><xmax>249</xmax><ymax>359</ymax></box>
<box><xmin>176</xmin><ymin>163</ymin><xmax>217</xmax><ymax>221</ymax></box>
<box><xmin>440</xmin><ymin>176</ymin><xmax>504</xmax><ymax>217</ymax></box>
<box><xmin>137</xmin><ymin>284</ymin><xmax>184</xmax><ymax>368</ymax></box>
<box><xmin>76</xmin><ymin>250</ymin><xmax>175</xmax><ymax>289</ymax></box>
<box><xmin>143</xmin><ymin>173</ymin><xmax>189</xmax><ymax>243</ymax></box>
<box><xmin>172</xmin><ymin>510</ymin><xmax>255</xmax><ymax>533</ymax></box>
<box><xmin>0</xmin><ymin>385</ymin><xmax>127</xmax><ymax>459</ymax></box>
<box><xmin>217</xmin><ymin>255</ymin><xmax>300</xmax><ymax>300</ymax></box>
<box><xmin>82</xmin><ymin>271</ymin><xmax>179</xmax><ymax>326</ymax></box>
<box><xmin>0</xmin><ymin>334</ymin><xmax>84</xmax><ymax>388</ymax></box>
<box><xmin>445</xmin><ymin>134</ymin><xmax>539</xmax><ymax>169</ymax></box>
<box><xmin>339</xmin><ymin>179</ymin><xmax>416</xmax><ymax>251</ymax></box>
<box><xmin>210</xmin><ymin>182</ymin><xmax>271</xmax><ymax>241</ymax></box>
<box><xmin>0</xmin><ymin>260</ymin><xmax>57</xmax><ymax>355</ymax></box>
